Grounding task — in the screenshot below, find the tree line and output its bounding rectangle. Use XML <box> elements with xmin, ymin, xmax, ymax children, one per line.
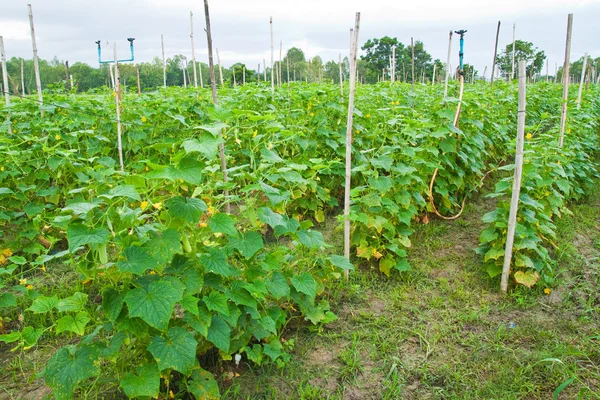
<box><xmin>0</xmin><ymin>38</ymin><xmax>596</xmax><ymax>94</ymax></box>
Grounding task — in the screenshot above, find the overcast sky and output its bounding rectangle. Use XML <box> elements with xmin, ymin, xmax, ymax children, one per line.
<box><xmin>1</xmin><ymin>0</ymin><xmax>599</xmax><ymax>76</ymax></box>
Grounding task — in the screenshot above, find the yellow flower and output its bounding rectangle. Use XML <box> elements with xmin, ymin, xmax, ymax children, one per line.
<box><xmin>26</xmin><ymin>284</ymin><xmax>33</xmax><ymax>290</ymax></box>
<box><xmin>55</xmin><ymin>134</ymin><xmax>61</xmax><ymax>140</ymax></box>
<box><xmin>199</xmin><ymin>222</ymin><xmax>208</xmax><ymax>228</ymax></box>
<box><xmin>179</xmin><ymin>179</ymin><xmax>184</xmax><ymax>183</ymax></box>
<box><xmin>1</xmin><ymin>166</ymin><xmax>4</xmax><ymax>171</ymax></box>
<box><xmin>2</xmin><ymin>248</ymin><xmax>12</xmax><ymax>257</ymax></box>
<box><xmin>235</xmin><ymin>138</ymin><xmax>242</xmax><ymax>145</ymax></box>
<box><xmin>169</xmin><ymin>390</ymin><xmax>175</xmax><ymax>399</ymax></box>
<box><xmin>544</xmin><ymin>288</ymin><xmax>551</xmax><ymax>294</ymax></box>
<box><xmin>525</xmin><ymin>133</ymin><xmax>532</xmax><ymax>140</ymax></box>
<box><xmin>141</xmin><ymin>116</ymin><xmax>147</xmax><ymax>123</ymax></box>
<box><xmin>356</xmin><ymin>130</ymin><xmax>360</xmax><ymax>134</ymax></box>
<box><xmin>145</xmin><ymin>165</ymin><xmax>149</xmax><ymax>171</ymax></box>
<box><xmin>19</xmin><ymin>278</ymin><xmax>27</xmax><ymax>285</ymax></box>
<box><xmin>152</xmin><ymin>202</ymin><xmax>163</xmax><ymax>210</ymax></box>
<box><xmin>310</xmin><ymin>112</ymin><xmax>315</xmax><ymax>117</ymax></box>
<box><xmin>112</xmin><ymin>91</ymin><xmax>116</xmax><ymax>97</ymax></box>
<box><xmin>149</xmin><ymin>270</ymin><xmax>156</xmax><ymax>275</ymax></box>
<box><xmin>366</xmin><ymin>114</ymin><xmax>371</xmax><ymax>118</ymax></box>
<box><xmin>140</xmin><ymin>201</ymin><xmax>149</xmax><ymax>211</ymax></box>
<box><xmin>252</xmin><ymin>130</ymin><xmax>258</xmax><ymax>138</ymax></box>
<box><xmin>395</xmin><ymin>101</ymin><xmax>400</xmax><ymax>105</ymax></box>
<box><xmin>41</xmin><ymin>265</ymin><xmax>46</xmax><ymax>272</ymax></box>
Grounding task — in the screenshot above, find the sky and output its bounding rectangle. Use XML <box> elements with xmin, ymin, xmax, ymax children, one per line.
<box><xmin>1</xmin><ymin>0</ymin><xmax>599</xmax><ymax>77</ymax></box>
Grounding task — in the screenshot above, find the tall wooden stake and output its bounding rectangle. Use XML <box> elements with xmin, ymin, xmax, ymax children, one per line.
<box><xmin>344</xmin><ymin>12</ymin><xmax>360</xmax><ymax>280</ymax></box>
<box><xmin>161</xmin><ymin>34</ymin><xmax>166</xmax><ymax>89</ymax></box>
<box><xmin>263</xmin><ymin>59</ymin><xmax>267</xmax><ymax>81</ymax></box>
<box><xmin>198</xmin><ymin>62</ymin><xmax>203</xmax><ymax>87</ymax></box>
<box><xmin>183</xmin><ymin>57</ymin><xmax>188</xmax><ymax>88</ymax></box>
<box><xmin>558</xmin><ymin>14</ymin><xmax>573</xmax><ymax>148</ymax></box>
<box><xmin>204</xmin><ymin>0</ymin><xmax>230</xmax><ymax>213</ymax></box>
<box><xmin>391</xmin><ymin>46</ymin><xmax>396</xmax><ymax>83</ymax></box>
<box><xmin>444</xmin><ymin>31</ymin><xmax>452</xmax><ymax>100</ymax></box>
<box><xmin>28</xmin><ymin>4</ymin><xmax>43</xmax><ymax>115</ymax></box>
<box><xmin>270</xmin><ymin>17</ymin><xmax>274</xmax><ymax>97</ymax></box>
<box><xmin>546</xmin><ymin>59</ymin><xmax>549</xmax><ymax>83</ymax></box>
<box><xmin>65</xmin><ymin>61</ymin><xmax>70</xmax><ymax>91</ymax></box>
<box><xmin>491</xmin><ymin>21</ymin><xmax>501</xmax><ymax>87</ymax></box>
<box><xmin>501</xmin><ymin>60</ymin><xmax>527</xmax><ymax>293</ymax></box>
<box><xmin>0</xmin><ymin>37</ymin><xmax>12</xmax><ymax>134</ymax></box>
<box><xmin>216</xmin><ymin>48</ymin><xmax>224</xmax><ymax>86</ymax></box>
<box><xmin>136</xmin><ymin>65</ymin><xmax>141</xmax><ymax>94</ymax></box>
<box><xmin>279</xmin><ymin>40</ymin><xmax>283</xmax><ymax>88</ymax></box>
<box><xmin>113</xmin><ymin>44</ymin><xmax>124</xmax><ymax>172</ymax></box>
<box><xmin>511</xmin><ymin>23</ymin><xmax>516</xmax><ymax>81</ymax></box>
<box><xmin>243</xmin><ymin>66</ymin><xmax>246</xmax><ymax>85</ymax></box>
<box><xmin>577</xmin><ymin>52</ymin><xmax>588</xmax><ymax>109</ymax></box>
<box><xmin>20</xmin><ymin>59</ymin><xmax>25</xmax><ymax>96</ymax></box>
<box><xmin>432</xmin><ymin>63</ymin><xmax>436</xmax><ymax>86</ymax></box>
<box><xmin>190</xmin><ymin>11</ymin><xmax>199</xmax><ymax>92</ymax></box>
<box><xmin>411</xmin><ymin>37</ymin><xmax>415</xmax><ymax>93</ymax></box>
<box><xmin>286</xmin><ymin>57</ymin><xmax>290</xmax><ymax>91</ymax></box>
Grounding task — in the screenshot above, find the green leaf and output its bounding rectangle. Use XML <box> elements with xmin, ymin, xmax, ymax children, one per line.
<box><xmin>297</xmin><ymin>230</ymin><xmax>326</xmax><ymax>249</ymax></box>
<box><xmin>208</xmin><ymin>213</ymin><xmax>238</xmax><ymax>236</ymax></box>
<box><xmin>207</xmin><ymin>315</ymin><xmax>230</xmax><ymax>352</ymax></box>
<box><xmin>56</xmin><ymin>292</ymin><xmax>88</xmax><ymax>313</ymax></box>
<box><xmin>145</xmin><ymin>229</ymin><xmax>182</xmax><ymax>270</ymax></box>
<box><xmin>203</xmin><ymin>291</ymin><xmax>230</xmax><ymax>316</ymax></box>
<box><xmin>117</xmin><ymin>246</ymin><xmax>157</xmax><ymax>275</ymax></box>
<box><xmin>62</xmin><ymin>202</ymin><xmax>101</xmax><ymax>215</ymax></box>
<box><xmin>45</xmin><ymin>344</ymin><xmax>101</xmax><ymax>400</ymax></box>
<box><xmin>291</xmin><ymin>272</ymin><xmax>317</xmax><ymax>299</ymax></box>
<box><xmin>197</xmin><ymin>122</ymin><xmax>228</xmax><ymax>137</ymax></box>
<box><xmin>266</xmin><ymin>272</ymin><xmax>290</xmax><ymax>299</ymax></box>
<box><xmin>553</xmin><ymin>377</ymin><xmax>574</xmax><ymax>400</ymax></box>
<box><xmin>27</xmin><ymin>295</ymin><xmax>58</xmax><ymax>313</ymax></box>
<box><xmin>147</xmin><ymin>327</ymin><xmax>198</xmax><ymax>375</ymax></box>
<box><xmin>188</xmin><ymin>367</ymin><xmax>221</xmax><ymax>400</ymax></box>
<box><xmin>394</xmin><ymin>258</ymin><xmax>411</xmax><ymax>272</ymax></box>
<box><xmin>166</xmin><ymin>196</ymin><xmax>207</xmax><ymax>224</ymax></box>
<box><xmin>229</xmin><ymin>232</ymin><xmax>264</xmax><ymax>259</ymax></box>
<box><xmin>99</xmin><ymin>185</ymin><xmax>141</xmax><ymax>201</ymax></box>
<box><xmin>182</xmin><ymin>133</ymin><xmax>223</xmax><ymax>159</ymax></box>
<box><xmin>102</xmin><ymin>288</ymin><xmax>124</xmax><ymax>322</ymax></box>
<box><xmin>120</xmin><ymin>362</ymin><xmax>160</xmax><ymax>398</ymax></box>
<box><xmin>124</xmin><ymin>280</ymin><xmax>182</xmax><ymax>331</ymax></box>
<box><xmin>56</xmin><ymin>312</ymin><xmax>91</xmax><ymax>336</ymax></box>
<box><xmin>0</xmin><ymin>292</ymin><xmax>17</xmax><ymax>308</ymax></box>
<box><xmin>67</xmin><ymin>224</ymin><xmax>109</xmax><ymax>251</ymax></box>
<box><xmin>480</xmin><ymin>227</ymin><xmax>499</xmax><ymax>243</ymax></box>
<box><xmin>147</xmin><ymin>157</ymin><xmax>203</xmax><ymax>185</ymax></box>
<box><xmin>328</xmin><ymin>255</ymin><xmax>354</xmax><ymax>271</ymax></box>
<box><xmin>514</xmin><ymin>270</ymin><xmax>540</xmax><ymax>288</ymax></box>
<box><xmin>258</xmin><ymin>207</ymin><xmax>286</xmax><ymax>228</ymax></box>
<box><xmin>199</xmin><ymin>248</ymin><xmax>234</xmax><ymax>277</ymax></box>
<box><xmin>22</xmin><ymin>326</ymin><xmax>44</xmax><ymax>348</ymax></box>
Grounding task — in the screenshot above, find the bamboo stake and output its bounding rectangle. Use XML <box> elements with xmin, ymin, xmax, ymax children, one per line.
<box><xmin>501</xmin><ymin>60</ymin><xmax>527</xmax><ymax>293</ymax></box>
<box><xmin>232</xmin><ymin>68</ymin><xmax>236</xmax><ymax>86</ymax></box>
<box><xmin>558</xmin><ymin>14</ymin><xmax>573</xmax><ymax>148</ymax></box>
<box><xmin>491</xmin><ymin>21</ymin><xmax>501</xmax><ymax>87</ymax></box>
<box><xmin>113</xmin><ymin>44</ymin><xmax>124</xmax><ymax>172</ymax></box>
<box><xmin>411</xmin><ymin>37</ymin><xmax>415</xmax><ymax>93</ymax></box>
<box><xmin>482</xmin><ymin>65</ymin><xmax>487</xmax><ymax>81</ymax></box>
<box><xmin>432</xmin><ymin>64</ymin><xmax>436</xmax><ymax>86</ymax></box>
<box><xmin>190</xmin><ymin>11</ymin><xmax>199</xmax><ymax>91</ymax></box>
<box><xmin>287</xmin><ymin>57</ymin><xmax>290</xmax><ymax>91</ymax></box>
<box><xmin>270</xmin><ymin>17</ymin><xmax>274</xmax><ymax>97</ymax></box>
<box><xmin>279</xmin><ymin>40</ymin><xmax>283</xmax><ymax>88</ymax></box>
<box><xmin>198</xmin><ymin>62</ymin><xmax>203</xmax><ymax>87</ymax></box>
<box><xmin>391</xmin><ymin>47</ymin><xmax>396</xmax><ymax>83</ymax></box>
<box><xmin>0</xmin><ymin>37</ymin><xmax>12</xmax><ymax>135</ymax></box>
<box><xmin>28</xmin><ymin>4</ymin><xmax>43</xmax><ymax>115</ymax></box>
<box><xmin>20</xmin><ymin>59</ymin><xmax>25</xmax><ymax>96</ymax></box>
<box><xmin>204</xmin><ymin>0</ymin><xmax>229</xmax><ymax>213</ymax></box>
<box><xmin>263</xmin><ymin>59</ymin><xmax>267</xmax><ymax>81</ymax></box>
<box><xmin>109</xmin><ymin>63</ymin><xmax>115</xmax><ymax>89</ymax></box>
<box><xmin>65</xmin><ymin>61</ymin><xmax>70</xmax><ymax>91</ymax></box>
<box><xmin>511</xmin><ymin>23</ymin><xmax>516</xmax><ymax>81</ymax></box>
<box><xmin>546</xmin><ymin>59</ymin><xmax>549</xmax><ymax>83</ymax></box>
<box><xmin>344</xmin><ymin>12</ymin><xmax>360</xmax><ymax>280</ymax></box>
<box><xmin>136</xmin><ymin>65</ymin><xmax>141</xmax><ymax>94</ymax></box>
<box><xmin>577</xmin><ymin>52</ymin><xmax>588</xmax><ymax>109</ymax></box>
<box><xmin>339</xmin><ymin>53</ymin><xmax>343</xmax><ymax>98</ymax></box>
<box><xmin>183</xmin><ymin>57</ymin><xmax>188</xmax><ymax>88</ymax></box>
<box><xmin>216</xmin><ymin>48</ymin><xmax>224</xmax><ymax>86</ymax></box>
<box><xmin>257</xmin><ymin>63</ymin><xmax>260</xmax><ymax>83</ymax></box>
<box><xmin>243</xmin><ymin>66</ymin><xmax>246</xmax><ymax>85</ymax></box>
<box><xmin>161</xmin><ymin>34</ymin><xmax>166</xmax><ymax>89</ymax></box>
<box><xmin>444</xmin><ymin>31</ymin><xmax>452</xmax><ymax>100</ymax></box>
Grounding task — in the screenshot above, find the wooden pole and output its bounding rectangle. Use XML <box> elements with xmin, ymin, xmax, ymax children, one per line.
<box><xmin>511</xmin><ymin>23</ymin><xmax>516</xmax><ymax>81</ymax></box>
<box><xmin>20</xmin><ymin>59</ymin><xmax>25</xmax><ymax>96</ymax></box>
<box><xmin>0</xmin><ymin>37</ymin><xmax>12</xmax><ymax>135</ymax></box>
<box><xmin>482</xmin><ymin>65</ymin><xmax>487</xmax><ymax>81</ymax></box>
<box><xmin>113</xmin><ymin>44</ymin><xmax>124</xmax><ymax>172</ymax></box>
<box><xmin>411</xmin><ymin>37</ymin><xmax>415</xmax><ymax>93</ymax></box>
<box><xmin>232</xmin><ymin>68</ymin><xmax>236</xmax><ymax>86</ymax></box>
<box><xmin>109</xmin><ymin>63</ymin><xmax>115</xmax><ymax>89</ymax></box>
<box><xmin>65</xmin><ymin>61</ymin><xmax>70</xmax><ymax>91</ymax></box>
<box><xmin>546</xmin><ymin>59</ymin><xmax>549</xmax><ymax>83</ymax></box>
<box><xmin>190</xmin><ymin>11</ymin><xmax>199</xmax><ymax>91</ymax></box>
<box><xmin>339</xmin><ymin>53</ymin><xmax>344</xmax><ymax>98</ymax></box>
<box><xmin>27</xmin><ymin>4</ymin><xmax>43</xmax><ymax>115</ymax></box>
<box><xmin>257</xmin><ymin>63</ymin><xmax>260</xmax><ymax>83</ymax></box>
<box><xmin>432</xmin><ymin>64</ymin><xmax>436</xmax><ymax>86</ymax></box>
<box><xmin>558</xmin><ymin>14</ymin><xmax>573</xmax><ymax>148</ymax></box>
<box><xmin>136</xmin><ymin>65</ymin><xmax>141</xmax><ymax>94</ymax></box>
<box><xmin>270</xmin><ymin>17</ymin><xmax>274</xmax><ymax>97</ymax></box>
<box><xmin>471</xmin><ymin>67</ymin><xmax>475</xmax><ymax>84</ymax></box>
<box><xmin>198</xmin><ymin>62</ymin><xmax>203</xmax><ymax>87</ymax></box>
<box><xmin>183</xmin><ymin>57</ymin><xmax>188</xmax><ymax>88</ymax></box>
<box><xmin>204</xmin><ymin>0</ymin><xmax>230</xmax><ymax>213</ymax></box>
<box><xmin>161</xmin><ymin>34</ymin><xmax>166</xmax><ymax>89</ymax></box>
<box><xmin>491</xmin><ymin>21</ymin><xmax>501</xmax><ymax>87</ymax></box>
<box><xmin>279</xmin><ymin>40</ymin><xmax>283</xmax><ymax>88</ymax></box>
<box><xmin>216</xmin><ymin>48</ymin><xmax>224</xmax><ymax>86</ymax></box>
<box><xmin>287</xmin><ymin>57</ymin><xmax>290</xmax><ymax>91</ymax></box>
<box><xmin>243</xmin><ymin>66</ymin><xmax>246</xmax><ymax>85</ymax></box>
<box><xmin>344</xmin><ymin>12</ymin><xmax>360</xmax><ymax>280</ymax></box>
<box><xmin>444</xmin><ymin>31</ymin><xmax>452</xmax><ymax>100</ymax></box>
<box><xmin>577</xmin><ymin>52</ymin><xmax>588</xmax><ymax>109</ymax></box>
<box><xmin>500</xmin><ymin>60</ymin><xmax>527</xmax><ymax>293</ymax></box>
<box><xmin>263</xmin><ymin>59</ymin><xmax>267</xmax><ymax>81</ymax></box>
<box><xmin>391</xmin><ymin>46</ymin><xmax>396</xmax><ymax>83</ymax></box>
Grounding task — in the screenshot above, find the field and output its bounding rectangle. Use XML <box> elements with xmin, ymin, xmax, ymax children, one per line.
<box><xmin>0</xmin><ymin>79</ymin><xmax>599</xmax><ymax>399</ymax></box>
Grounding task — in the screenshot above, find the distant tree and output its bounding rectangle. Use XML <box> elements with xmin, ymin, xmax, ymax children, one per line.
<box><xmin>361</xmin><ymin>36</ymin><xmax>406</xmax><ymax>83</ymax></box>
<box><xmin>497</xmin><ymin>40</ymin><xmax>546</xmax><ymax>78</ymax></box>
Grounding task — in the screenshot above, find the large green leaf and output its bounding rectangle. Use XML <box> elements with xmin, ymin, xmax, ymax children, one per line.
<box><xmin>297</xmin><ymin>230</ymin><xmax>326</xmax><ymax>249</ymax></box>
<box><xmin>328</xmin><ymin>255</ymin><xmax>354</xmax><ymax>271</ymax></box>
<box><xmin>27</xmin><ymin>295</ymin><xmax>58</xmax><ymax>314</ymax></box>
<box><xmin>198</xmin><ymin>248</ymin><xmax>234</xmax><ymax>277</ymax></box>
<box><xmin>229</xmin><ymin>232</ymin><xmax>264</xmax><ymax>259</ymax></box>
<box><xmin>56</xmin><ymin>312</ymin><xmax>91</xmax><ymax>336</ymax></box>
<box><xmin>45</xmin><ymin>344</ymin><xmax>101</xmax><ymax>400</ymax></box>
<box><xmin>99</xmin><ymin>185</ymin><xmax>141</xmax><ymax>201</ymax></box>
<box><xmin>102</xmin><ymin>288</ymin><xmax>124</xmax><ymax>322</ymax></box>
<box><xmin>258</xmin><ymin>207</ymin><xmax>286</xmax><ymax>228</ymax></box>
<box><xmin>291</xmin><ymin>272</ymin><xmax>317</xmax><ymax>299</ymax></box>
<box><xmin>56</xmin><ymin>292</ymin><xmax>88</xmax><ymax>313</ymax></box>
<box><xmin>147</xmin><ymin>327</ymin><xmax>198</xmax><ymax>375</ymax></box>
<box><xmin>120</xmin><ymin>362</ymin><xmax>160</xmax><ymax>398</ymax></box>
<box><xmin>117</xmin><ymin>246</ymin><xmax>157</xmax><ymax>275</ymax></box>
<box><xmin>124</xmin><ymin>280</ymin><xmax>182</xmax><ymax>331</ymax></box>
<box><xmin>144</xmin><ymin>229</ymin><xmax>182</xmax><ymax>270</ymax></box>
<box><xmin>182</xmin><ymin>133</ymin><xmax>223</xmax><ymax>159</ymax></box>
<box><xmin>147</xmin><ymin>157</ymin><xmax>203</xmax><ymax>185</ymax></box>
<box><xmin>203</xmin><ymin>291</ymin><xmax>230</xmax><ymax>316</ymax></box>
<box><xmin>266</xmin><ymin>272</ymin><xmax>290</xmax><ymax>299</ymax></box>
<box><xmin>207</xmin><ymin>315</ymin><xmax>230</xmax><ymax>352</ymax></box>
<box><xmin>188</xmin><ymin>367</ymin><xmax>221</xmax><ymax>400</ymax></box>
<box><xmin>67</xmin><ymin>224</ymin><xmax>109</xmax><ymax>251</ymax></box>
<box><xmin>166</xmin><ymin>196</ymin><xmax>207</xmax><ymax>224</ymax></box>
<box><xmin>208</xmin><ymin>213</ymin><xmax>238</xmax><ymax>236</ymax></box>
